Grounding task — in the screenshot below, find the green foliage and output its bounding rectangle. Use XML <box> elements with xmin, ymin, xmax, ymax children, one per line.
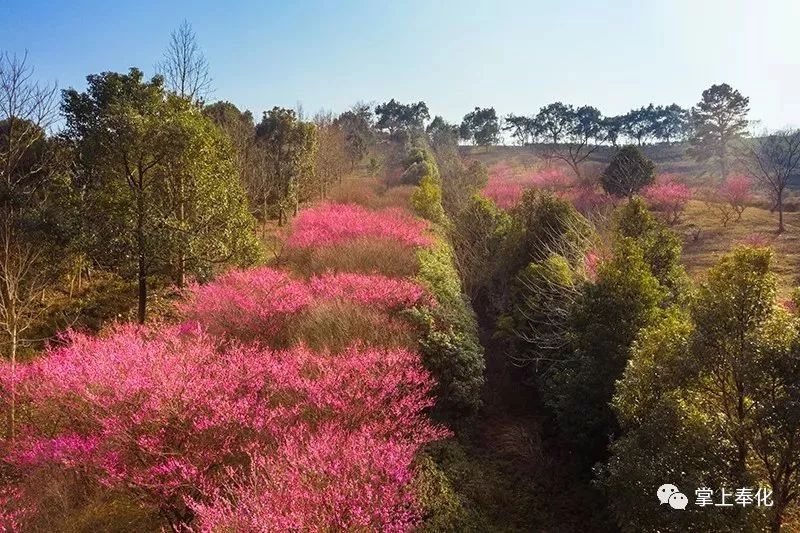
<box><xmin>413</xmin><ymin>453</ymin><xmax>477</xmax><ymax>531</ymax></box>
<box><xmin>501</xmin><ymin>190</ymin><xmax>594</xmax><ymax>284</ymax></box>
<box><xmin>255</xmin><ymin>106</ymin><xmax>317</xmax><ymax>225</ymax></box>
<box><xmin>613</xmin><ymin>197</ymin><xmax>689</xmax><ymax>302</ymax></box>
<box><xmin>499</xmin><ymin>254</ymin><xmax>579</xmax><ymax>369</ymax></box>
<box><xmin>405</xmin><ymin>145</ymin><xmax>448</xmax><ymax>225</ymax></box>
<box><xmin>412</xmin><ymin>174</ymin><xmax>447</xmax><ymax>226</ymax></box>
<box><xmin>602</xmin><ymin>247</ymin><xmax>800</xmax><ymax>532</ymax></box>
<box><xmin>334</xmin><ymin>103</ymin><xmax>373</xmax><ymax>168</ymax></box>
<box><xmin>542</xmin><ymin>238</ymin><xmax>663</xmax><ymax>461</ymax></box>
<box><xmin>450</xmin><ymin>194</ymin><xmax>510</xmax><ymax>300</ymax></box>
<box><xmin>374</xmin><ymin>99</ymin><xmax>429</xmax><ymax>135</ymax></box>
<box><xmin>689</xmin><ymin>83</ymin><xmax>750</xmax><ymax>178</ymax></box>
<box><xmin>401</xmin><ymin>146</ymin><xmax>440</xmax><ymax>186</ymax></box>
<box><xmin>62</xmin><ymin>68</ymin><xmax>262</xmax><ymax>321</ymax></box>
<box><xmin>460</xmin><ymin>107</ymin><xmax>500</xmax><ymax>146</ymax></box>
<box><xmin>441</xmin><ymin>160</ymin><xmax>489</xmax><ymax>215</ymax></box>
<box><xmin>600</xmin><ymin>145</ymin><xmax>656</xmax><ymax>197</ymax></box>
<box><xmin>408</xmin><ymin>237</ymin><xmax>485</xmax><ymax>413</ymax></box>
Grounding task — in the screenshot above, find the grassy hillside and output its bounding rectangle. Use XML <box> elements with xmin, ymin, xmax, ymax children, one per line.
<box><xmin>676</xmin><ymin>199</ymin><xmax>800</xmax><ymax>291</ymax></box>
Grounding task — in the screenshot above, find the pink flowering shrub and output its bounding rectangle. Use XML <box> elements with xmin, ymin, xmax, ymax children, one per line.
<box><xmin>642</xmin><ymin>176</ymin><xmax>693</xmax><ymax>224</ymax></box>
<box><xmin>286</xmin><ymin>203</ymin><xmax>432</xmax><ymax>249</ymax></box>
<box><xmin>310</xmin><ymin>272</ymin><xmax>433</xmax><ymax>309</ymax></box>
<box><xmin>741</xmin><ymin>233</ymin><xmax>770</xmax><ymax>247</ymax></box>
<box><xmin>719</xmin><ymin>175</ymin><xmax>753</xmax><ymax>221</ymax></box>
<box><xmin>191</xmin><ymin>427</ymin><xmax>423</xmax><ymax>532</ymax></box>
<box><xmin>559</xmin><ymin>187</ymin><xmax>614</xmax><ymax>216</ymax></box>
<box><xmin>1</xmin><ymin>325</ymin><xmax>446</xmax><ymax>531</ymax></box>
<box><xmin>179</xmin><ymin>267</ymin><xmax>313</xmax><ymax>339</ymax></box>
<box><xmin>181</xmin><ymin>267</ymin><xmax>431</xmax><ymax>344</ymax></box>
<box><xmin>527</xmin><ymin>168</ymin><xmax>575</xmax><ymax>191</ymax></box>
<box><xmin>482</xmin><ymin>177</ymin><xmax>525</xmax><ymax>209</ymax></box>
<box><xmin>483</xmin><ymin>165</ymin><xmax>574</xmax><ymax>209</ymax></box>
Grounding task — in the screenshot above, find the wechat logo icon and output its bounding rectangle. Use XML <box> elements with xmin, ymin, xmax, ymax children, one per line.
<box><xmin>658</xmin><ymin>484</ymin><xmax>688</xmax><ymax>510</ymax></box>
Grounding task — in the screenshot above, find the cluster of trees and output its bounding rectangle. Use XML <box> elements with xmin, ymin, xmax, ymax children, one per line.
<box><xmin>448</xmin><ymin>174</ymin><xmax>800</xmax><ymax>529</ymax></box>
<box><xmin>0</xmin><ymin>23</ymin><xmax>376</xmax><ymax>370</ymax></box>
<box><xmin>503</xmin><ymin>102</ymin><xmax>690</xmax><ymax>148</ymax></box>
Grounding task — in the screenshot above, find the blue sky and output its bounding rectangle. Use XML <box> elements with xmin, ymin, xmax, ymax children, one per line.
<box><xmin>2</xmin><ymin>0</ymin><xmax>798</xmax><ymax>130</ymax></box>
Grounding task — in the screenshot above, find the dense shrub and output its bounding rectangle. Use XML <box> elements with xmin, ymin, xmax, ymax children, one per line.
<box><xmin>286</xmin><ymin>202</ymin><xmax>432</xmax><ymax>249</ymax></box>
<box><xmin>642</xmin><ymin>176</ymin><xmax>693</xmax><ymax>224</ymax></box>
<box><xmin>600</xmin><ymin>145</ymin><xmax>656</xmax><ymax>197</ymax></box>
<box><xmin>542</xmin><ymin>238</ymin><xmax>664</xmax><ymax>463</ymax></box>
<box><xmin>181</xmin><ymin>266</ymin><xmax>431</xmax><ymax>346</ymax></box>
<box><xmin>1</xmin><ymin>325</ymin><xmax>446</xmax><ymax>531</ymax></box>
<box><xmin>408</xmin><ymin>238</ymin><xmax>485</xmax><ymax>413</ymax></box>
<box><xmin>482</xmin><ymin>177</ymin><xmax>525</xmax><ymax>209</ymax></box>
<box><xmin>401</xmin><ymin>147</ymin><xmax>440</xmax><ymax>186</ymax></box>
<box><xmin>451</xmin><ymin>194</ymin><xmax>511</xmax><ymax>301</ymax></box>
<box><xmin>412</xmin><ymin>173</ymin><xmax>448</xmax><ymax>225</ymax></box>
<box><xmin>613</xmin><ymin>197</ymin><xmax>689</xmax><ymax>302</ymax></box>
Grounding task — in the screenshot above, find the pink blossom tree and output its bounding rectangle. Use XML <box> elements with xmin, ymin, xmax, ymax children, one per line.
<box><xmin>642</xmin><ymin>177</ymin><xmax>693</xmax><ymax>224</ymax></box>
<box><xmin>719</xmin><ymin>175</ymin><xmax>752</xmax><ymax>222</ymax></box>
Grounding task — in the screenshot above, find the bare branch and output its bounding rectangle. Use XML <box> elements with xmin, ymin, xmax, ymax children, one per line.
<box><xmin>157</xmin><ymin>20</ymin><xmax>212</xmax><ymax>102</ymax></box>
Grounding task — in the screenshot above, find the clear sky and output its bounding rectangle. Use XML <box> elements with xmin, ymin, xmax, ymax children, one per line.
<box><xmin>2</xmin><ymin>0</ymin><xmax>798</xmax><ymax>130</ymax></box>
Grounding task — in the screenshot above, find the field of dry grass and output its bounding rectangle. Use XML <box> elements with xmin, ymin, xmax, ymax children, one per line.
<box><xmin>675</xmin><ymin>199</ymin><xmax>800</xmax><ymax>292</ymax></box>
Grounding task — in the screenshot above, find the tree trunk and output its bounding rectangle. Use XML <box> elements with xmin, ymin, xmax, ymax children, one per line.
<box><xmin>769</xmin><ymin>489</ymin><xmax>785</xmax><ymax>533</ymax></box>
<box><xmin>8</xmin><ymin>326</ymin><xmax>16</xmax><ymax>442</ymax></box>
<box><xmin>136</xmin><ymin>190</ymin><xmax>147</xmax><ymax>324</ymax></box>
<box><xmin>176</xmin><ymin>174</ymin><xmax>186</xmax><ymax>288</ymax></box>
<box><xmin>778</xmin><ymin>188</ymin><xmax>785</xmax><ymax>233</ymax></box>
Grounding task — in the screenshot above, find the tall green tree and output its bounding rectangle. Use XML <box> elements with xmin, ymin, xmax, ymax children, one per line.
<box><xmin>534</xmin><ymin>102</ymin><xmax>573</xmax><ymax>144</ymax></box>
<box><xmin>459</xmin><ymin>107</ymin><xmax>500</xmax><ymax>147</ymax></box>
<box><xmin>544</xmin><ymin>105</ymin><xmax>606</xmax><ymax>181</ymax></box>
<box><xmin>503</xmin><ymin>114</ymin><xmax>536</xmax><ymax>146</ymax></box>
<box><xmin>621</xmin><ymin>105</ymin><xmax>657</xmax><ymax>146</ymax></box>
<box><xmin>600</xmin><ymin>145</ymin><xmax>656</xmax><ymax>198</ymax></box>
<box><xmin>203</xmin><ymin>101</ymin><xmax>260</xmax><ymax>214</ymax></box>
<box><xmin>654</xmin><ymin>103</ymin><xmax>691</xmax><ymax>144</ymax></box>
<box><xmin>62</xmin><ymin>68</ymin><xmax>260</xmax><ymax>323</ymax></box>
<box><xmin>334</xmin><ymin>102</ymin><xmax>372</xmax><ymax>169</ymax></box>
<box><xmin>603</xmin><ymin>247</ymin><xmax>800</xmax><ymax>532</ymax></box>
<box><xmin>690</xmin><ymin>83</ymin><xmax>750</xmax><ymax>179</ymax></box>
<box><xmin>255</xmin><ymin>107</ymin><xmax>317</xmax><ymax>227</ymax></box>
<box><xmin>374</xmin><ymin>99</ymin><xmax>429</xmax><ymax>135</ymax></box>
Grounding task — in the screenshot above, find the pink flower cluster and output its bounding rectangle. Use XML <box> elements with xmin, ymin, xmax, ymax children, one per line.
<box><xmin>2</xmin><ymin>324</ymin><xmax>446</xmax><ymax>531</ymax></box>
<box><xmin>483</xmin><ymin>164</ymin><xmax>575</xmax><ymax>209</ymax></box>
<box><xmin>642</xmin><ymin>176</ymin><xmax>693</xmax><ymax>224</ymax></box>
<box><xmin>559</xmin><ymin>187</ymin><xmax>613</xmax><ymax>215</ymax></box>
<box><xmin>181</xmin><ymin>266</ymin><xmax>431</xmax><ymax>341</ymax></box>
<box><xmin>286</xmin><ymin>203</ymin><xmax>433</xmax><ymax>249</ymax></box>
<box><xmin>482</xmin><ymin>177</ymin><xmax>525</xmax><ymax>209</ymax></box>
<box><xmin>719</xmin><ymin>175</ymin><xmax>753</xmax><ymax>219</ymax></box>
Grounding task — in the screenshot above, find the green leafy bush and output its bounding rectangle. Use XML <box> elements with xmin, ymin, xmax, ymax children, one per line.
<box><xmin>407</xmin><ymin>238</ymin><xmax>485</xmax><ymax>413</ymax></box>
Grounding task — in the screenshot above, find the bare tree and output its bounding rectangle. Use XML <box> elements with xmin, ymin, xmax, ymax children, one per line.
<box><xmin>541</xmin><ymin>105</ymin><xmax>606</xmax><ymax>183</ymax></box>
<box><xmin>158</xmin><ymin>20</ymin><xmax>212</xmax><ymax>102</ymax></box>
<box><xmin>740</xmin><ymin>129</ymin><xmax>800</xmax><ymax>232</ymax></box>
<box><xmin>0</xmin><ymin>51</ymin><xmax>59</xmax><ymax>439</ymax></box>
<box><xmin>312</xmin><ymin>110</ymin><xmax>348</xmax><ymax>200</ymax></box>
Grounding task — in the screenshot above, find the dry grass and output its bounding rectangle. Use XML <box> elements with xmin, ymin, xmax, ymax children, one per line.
<box><xmin>287</xmin><ymin>300</ymin><xmax>416</xmax><ymax>352</ymax></box>
<box><xmin>285</xmin><ymin>237</ymin><xmax>420</xmax><ymax>278</ymax></box>
<box><xmin>675</xmin><ymin>199</ymin><xmax>800</xmax><ymax>291</ymax></box>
